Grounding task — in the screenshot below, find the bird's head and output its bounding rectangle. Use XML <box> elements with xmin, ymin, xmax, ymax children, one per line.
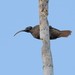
<box><xmin>24</xmin><ymin>26</ymin><xmax>32</xmax><ymax>32</ymax></box>
<box><xmin>14</xmin><ymin>26</ymin><xmax>32</xmax><ymax>36</ymax></box>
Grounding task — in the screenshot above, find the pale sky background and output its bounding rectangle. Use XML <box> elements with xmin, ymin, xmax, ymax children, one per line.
<box><xmin>0</xmin><ymin>0</ymin><xmax>75</xmax><ymax>75</ymax></box>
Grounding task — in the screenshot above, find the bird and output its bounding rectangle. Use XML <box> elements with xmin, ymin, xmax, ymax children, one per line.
<box><xmin>14</xmin><ymin>25</ymin><xmax>71</xmax><ymax>40</ymax></box>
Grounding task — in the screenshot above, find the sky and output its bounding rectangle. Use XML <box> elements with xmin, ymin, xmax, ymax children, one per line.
<box><xmin>0</xmin><ymin>0</ymin><xmax>75</xmax><ymax>75</ymax></box>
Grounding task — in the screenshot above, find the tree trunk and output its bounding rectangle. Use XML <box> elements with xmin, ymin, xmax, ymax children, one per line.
<box><xmin>39</xmin><ymin>0</ymin><xmax>54</xmax><ymax>75</ymax></box>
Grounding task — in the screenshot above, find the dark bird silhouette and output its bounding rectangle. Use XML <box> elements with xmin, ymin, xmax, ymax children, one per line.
<box><xmin>14</xmin><ymin>25</ymin><xmax>71</xmax><ymax>40</ymax></box>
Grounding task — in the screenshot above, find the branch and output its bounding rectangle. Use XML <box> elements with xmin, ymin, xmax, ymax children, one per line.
<box><xmin>39</xmin><ymin>0</ymin><xmax>54</xmax><ymax>75</ymax></box>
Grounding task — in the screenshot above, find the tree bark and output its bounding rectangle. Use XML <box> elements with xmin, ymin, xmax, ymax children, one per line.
<box><xmin>39</xmin><ymin>0</ymin><xmax>53</xmax><ymax>75</ymax></box>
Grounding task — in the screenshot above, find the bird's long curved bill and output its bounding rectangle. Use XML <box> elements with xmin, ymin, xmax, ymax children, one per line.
<box><xmin>14</xmin><ymin>30</ymin><xmax>25</xmax><ymax>36</ymax></box>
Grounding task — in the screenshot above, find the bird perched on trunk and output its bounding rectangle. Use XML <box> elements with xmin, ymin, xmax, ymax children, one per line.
<box><xmin>14</xmin><ymin>25</ymin><xmax>71</xmax><ymax>40</ymax></box>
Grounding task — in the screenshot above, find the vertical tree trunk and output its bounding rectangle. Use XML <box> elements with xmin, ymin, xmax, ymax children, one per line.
<box><xmin>39</xmin><ymin>0</ymin><xmax>53</xmax><ymax>75</ymax></box>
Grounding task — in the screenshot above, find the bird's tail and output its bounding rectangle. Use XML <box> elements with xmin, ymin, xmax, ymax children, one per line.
<box><xmin>59</xmin><ymin>30</ymin><xmax>72</xmax><ymax>37</ymax></box>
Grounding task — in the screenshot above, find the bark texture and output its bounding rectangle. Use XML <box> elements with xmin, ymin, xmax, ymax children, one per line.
<box><xmin>39</xmin><ymin>0</ymin><xmax>53</xmax><ymax>75</ymax></box>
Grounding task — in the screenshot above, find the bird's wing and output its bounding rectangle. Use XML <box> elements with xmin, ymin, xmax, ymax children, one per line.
<box><xmin>49</xmin><ymin>26</ymin><xmax>61</xmax><ymax>39</ymax></box>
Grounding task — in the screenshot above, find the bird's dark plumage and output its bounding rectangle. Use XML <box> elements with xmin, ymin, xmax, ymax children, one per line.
<box><xmin>14</xmin><ymin>25</ymin><xmax>71</xmax><ymax>40</ymax></box>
